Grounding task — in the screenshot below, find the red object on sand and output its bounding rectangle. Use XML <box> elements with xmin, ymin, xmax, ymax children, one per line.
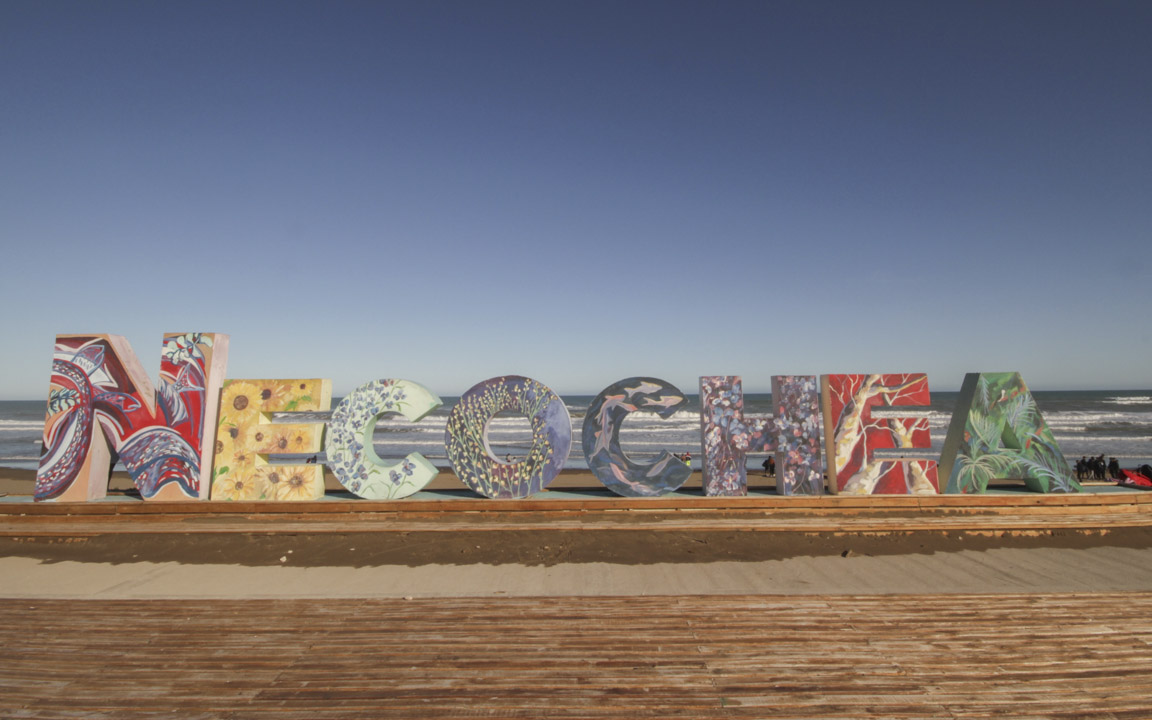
<box><xmin>1120</xmin><ymin>470</ymin><xmax>1152</xmax><ymax>487</ymax></box>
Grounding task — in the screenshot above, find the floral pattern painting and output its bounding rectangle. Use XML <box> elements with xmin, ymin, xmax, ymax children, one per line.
<box><xmin>326</xmin><ymin>379</ymin><xmax>443</xmax><ymax>500</ymax></box>
<box><xmin>822</xmin><ymin>374</ymin><xmax>939</xmax><ymax>495</ymax></box>
<box><xmin>36</xmin><ymin>332</ymin><xmax>228</xmax><ymax>502</ymax></box>
<box><xmin>770</xmin><ymin>376</ymin><xmax>824</xmax><ymax>496</ymax></box>
<box><xmin>210</xmin><ymin>378</ymin><xmax>330</xmax><ymax>501</ymax></box>
<box><xmin>939</xmin><ymin>372</ymin><xmax>1080</xmax><ymax>494</ymax></box>
<box><xmin>699</xmin><ymin>376</ymin><xmax>823</xmax><ymax>497</ymax></box>
<box><xmin>444</xmin><ymin>376</ymin><xmax>571</xmax><ymax>499</ymax></box>
<box><xmin>581</xmin><ymin>377</ymin><xmax>691</xmax><ymax>497</ymax></box>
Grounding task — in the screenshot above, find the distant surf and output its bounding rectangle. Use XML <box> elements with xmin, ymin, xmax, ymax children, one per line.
<box><xmin>3</xmin><ymin>389</ymin><xmax>1151</xmax><ymax>472</ymax></box>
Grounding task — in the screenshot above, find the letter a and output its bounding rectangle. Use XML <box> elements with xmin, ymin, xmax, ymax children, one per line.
<box><xmin>938</xmin><ymin>372</ymin><xmax>1079</xmax><ymax>494</ymax></box>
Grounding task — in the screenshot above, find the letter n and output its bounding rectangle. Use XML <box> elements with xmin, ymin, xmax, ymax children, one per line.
<box><xmin>36</xmin><ymin>333</ymin><xmax>229</xmax><ymax>501</ymax></box>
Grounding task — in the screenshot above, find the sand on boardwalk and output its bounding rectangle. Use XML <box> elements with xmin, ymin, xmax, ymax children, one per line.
<box><xmin>5</xmin><ymin>466</ymin><xmax>1151</xmax><ymax>601</ymax></box>
<box><xmin>6</xmin><ymin>545</ymin><xmax>1152</xmax><ymax>599</ymax></box>
<box><xmin>4</xmin><ymin>464</ymin><xmax>1137</xmax><ymax>568</ymax></box>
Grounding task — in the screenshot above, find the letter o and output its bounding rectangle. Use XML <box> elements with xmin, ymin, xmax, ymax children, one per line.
<box><xmin>444</xmin><ymin>376</ymin><xmax>571</xmax><ymax>499</ymax></box>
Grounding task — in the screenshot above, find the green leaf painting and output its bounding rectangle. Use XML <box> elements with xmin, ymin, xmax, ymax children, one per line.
<box><xmin>939</xmin><ymin>372</ymin><xmax>1079</xmax><ymax>494</ymax></box>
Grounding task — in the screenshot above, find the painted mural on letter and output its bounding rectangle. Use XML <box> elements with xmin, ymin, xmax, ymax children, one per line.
<box><xmin>210</xmin><ymin>379</ymin><xmax>331</xmax><ymax>501</ymax></box>
<box><xmin>770</xmin><ymin>376</ymin><xmax>824</xmax><ymax>495</ymax></box>
<box><xmin>326</xmin><ymin>379</ymin><xmax>443</xmax><ymax>500</ymax></box>
<box><xmin>699</xmin><ymin>376</ymin><xmax>823</xmax><ymax>497</ymax></box>
<box><xmin>822</xmin><ymin>373</ymin><xmax>939</xmax><ymax>495</ymax></box>
<box><xmin>939</xmin><ymin>372</ymin><xmax>1080</xmax><ymax>494</ymax></box>
<box><xmin>36</xmin><ymin>332</ymin><xmax>229</xmax><ymax>502</ymax></box>
<box><xmin>700</xmin><ymin>376</ymin><xmax>770</xmax><ymax>496</ymax></box>
<box><xmin>582</xmin><ymin>377</ymin><xmax>691</xmax><ymax>497</ymax></box>
<box><xmin>444</xmin><ymin>376</ymin><xmax>571</xmax><ymax>499</ymax></box>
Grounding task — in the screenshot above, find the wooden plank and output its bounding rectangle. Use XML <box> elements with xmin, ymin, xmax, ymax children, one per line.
<box><xmin>4</xmin><ymin>505</ymin><xmax>1152</xmax><ymax>537</ymax></box>
<box><xmin>4</xmin><ymin>487</ymin><xmax>1151</xmax><ymax>517</ymax></box>
<box><xmin>1</xmin><ymin>594</ymin><xmax>1151</xmax><ymax>718</ymax></box>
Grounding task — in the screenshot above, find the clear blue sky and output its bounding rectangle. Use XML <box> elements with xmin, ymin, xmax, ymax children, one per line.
<box><xmin>2</xmin><ymin>1</ymin><xmax>1150</xmax><ymax>400</ymax></box>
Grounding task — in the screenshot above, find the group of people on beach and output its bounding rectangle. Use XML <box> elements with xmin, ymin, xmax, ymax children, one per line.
<box><xmin>1076</xmin><ymin>454</ymin><xmax>1121</xmax><ymax>480</ymax></box>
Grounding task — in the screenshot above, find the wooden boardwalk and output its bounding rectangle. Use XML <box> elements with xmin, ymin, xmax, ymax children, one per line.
<box><xmin>4</xmin><ymin>488</ymin><xmax>1152</xmax><ymax>537</ymax></box>
<box><xmin>3</xmin><ymin>593</ymin><xmax>1152</xmax><ymax>719</ymax></box>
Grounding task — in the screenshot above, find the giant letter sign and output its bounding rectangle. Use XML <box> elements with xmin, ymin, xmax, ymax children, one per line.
<box><xmin>36</xmin><ymin>333</ymin><xmax>228</xmax><ymax>502</ymax></box>
<box><xmin>821</xmin><ymin>373</ymin><xmax>939</xmax><ymax>495</ymax></box>
<box><xmin>582</xmin><ymin>377</ymin><xmax>692</xmax><ymax>497</ymax></box>
<box><xmin>210</xmin><ymin>379</ymin><xmax>331</xmax><ymax>501</ymax></box>
<box><xmin>444</xmin><ymin>376</ymin><xmax>571</xmax><ymax>499</ymax></box>
<box><xmin>699</xmin><ymin>376</ymin><xmax>823</xmax><ymax>496</ymax></box>
<box><xmin>326</xmin><ymin>379</ymin><xmax>443</xmax><ymax>500</ymax></box>
<box><xmin>938</xmin><ymin>372</ymin><xmax>1079</xmax><ymax>494</ymax></box>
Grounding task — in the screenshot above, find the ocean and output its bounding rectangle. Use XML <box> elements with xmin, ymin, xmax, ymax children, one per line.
<box><xmin>4</xmin><ymin>389</ymin><xmax>1152</xmax><ymax>473</ymax></box>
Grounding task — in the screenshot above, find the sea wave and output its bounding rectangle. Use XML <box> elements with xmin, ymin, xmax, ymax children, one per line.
<box><xmin>1044</xmin><ymin>411</ymin><xmax>1152</xmax><ymax>426</ymax></box>
<box><xmin>1054</xmin><ymin>435</ymin><xmax>1152</xmax><ymax>444</ymax></box>
<box><xmin>1081</xmin><ymin>422</ymin><xmax>1152</xmax><ymax>437</ymax></box>
<box><xmin>1105</xmin><ymin>396</ymin><xmax>1152</xmax><ymax>405</ymax></box>
<box><xmin>0</xmin><ymin>420</ymin><xmax>45</xmax><ymax>430</ymax></box>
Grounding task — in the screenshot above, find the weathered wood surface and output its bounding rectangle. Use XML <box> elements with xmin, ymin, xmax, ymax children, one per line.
<box><xmin>3</xmin><ymin>593</ymin><xmax>1152</xmax><ymax>718</ymax></box>
<box><xmin>2</xmin><ymin>490</ymin><xmax>1152</xmax><ymax>537</ymax></box>
<box><xmin>7</xmin><ymin>488</ymin><xmax>1151</xmax><ymax>515</ymax></box>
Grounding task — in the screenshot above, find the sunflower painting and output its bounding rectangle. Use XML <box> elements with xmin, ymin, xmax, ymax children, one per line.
<box><xmin>212</xmin><ymin>469</ymin><xmax>260</xmax><ymax>502</ymax></box>
<box><xmin>209</xmin><ymin>378</ymin><xmax>331</xmax><ymax>501</ymax></box>
<box><xmin>275</xmin><ymin>467</ymin><xmax>323</xmax><ymax>501</ymax></box>
<box><xmin>253</xmin><ymin>426</ymin><xmax>315</xmax><ymax>455</ymax></box>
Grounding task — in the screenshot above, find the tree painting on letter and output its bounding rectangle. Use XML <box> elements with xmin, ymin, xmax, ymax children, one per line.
<box><xmin>938</xmin><ymin>372</ymin><xmax>1079</xmax><ymax>494</ymax></box>
<box><xmin>821</xmin><ymin>374</ymin><xmax>939</xmax><ymax>495</ymax></box>
<box><xmin>699</xmin><ymin>376</ymin><xmax>823</xmax><ymax>497</ymax></box>
<box><xmin>582</xmin><ymin>377</ymin><xmax>691</xmax><ymax>497</ymax></box>
<box><xmin>444</xmin><ymin>376</ymin><xmax>571</xmax><ymax>499</ymax></box>
<box><xmin>37</xmin><ymin>332</ymin><xmax>229</xmax><ymax>502</ymax></box>
<box><xmin>210</xmin><ymin>379</ymin><xmax>331</xmax><ymax>501</ymax></box>
<box><xmin>326</xmin><ymin>379</ymin><xmax>443</xmax><ymax>500</ymax></box>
